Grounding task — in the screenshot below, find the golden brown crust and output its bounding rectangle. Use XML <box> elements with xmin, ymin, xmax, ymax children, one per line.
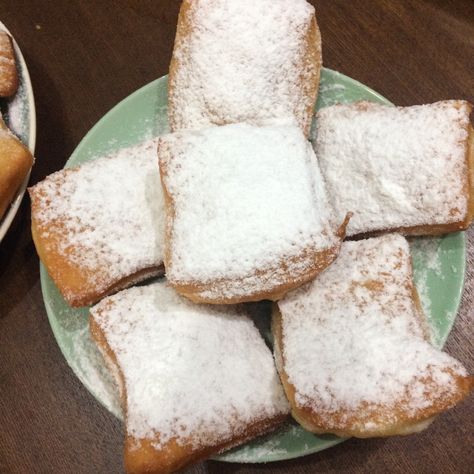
<box><xmin>90</xmin><ymin>313</ymin><xmax>126</xmax><ymax>407</ymax></box>
<box><xmin>0</xmin><ymin>32</ymin><xmax>19</xmax><ymax>97</ymax></box>
<box><xmin>0</xmin><ymin>118</ymin><xmax>33</xmax><ymax>219</ymax></box>
<box><xmin>168</xmin><ymin>0</ymin><xmax>192</xmax><ymax>132</ymax></box>
<box><xmin>90</xmin><ymin>310</ymin><xmax>288</xmax><ymax>474</ymax></box>
<box><xmin>169</xmin><ymin>216</ymin><xmax>349</xmax><ymax>305</ymax></box>
<box><xmin>411</xmin><ymin>275</ymin><xmax>431</xmax><ymax>342</ymax></box>
<box><xmin>124</xmin><ymin>413</ymin><xmax>287</xmax><ymax>474</ymax></box>
<box><xmin>168</xmin><ymin>0</ymin><xmax>321</xmax><ymax>138</ymax></box>
<box><xmin>301</xmin><ymin>16</ymin><xmax>322</xmax><ymax>137</ymax></box>
<box><xmin>464</xmin><ymin>122</ymin><xmax>474</xmax><ymax>226</ymax></box>
<box><xmin>29</xmin><ymin>189</ymin><xmax>164</xmax><ymax>307</ymax></box>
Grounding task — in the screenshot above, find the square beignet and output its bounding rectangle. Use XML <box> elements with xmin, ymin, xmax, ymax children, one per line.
<box><xmin>168</xmin><ymin>0</ymin><xmax>321</xmax><ymax>137</ymax></box>
<box><xmin>90</xmin><ymin>281</ymin><xmax>290</xmax><ymax>474</ymax></box>
<box><xmin>0</xmin><ymin>32</ymin><xmax>19</xmax><ymax>97</ymax></box>
<box><xmin>0</xmin><ymin>117</ymin><xmax>33</xmax><ymax>219</ymax></box>
<box><xmin>158</xmin><ymin>122</ymin><xmax>348</xmax><ymax>304</ymax></box>
<box><xmin>29</xmin><ymin>139</ymin><xmax>165</xmax><ymax>307</ymax></box>
<box><xmin>273</xmin><ymin>234</ymin><xmax>473</xmax><ymax>438</ymax></box>
<box><xmin>314</xmin><ymin>100</ymin><xmax>474</xmax><ymax>236</ymax></box>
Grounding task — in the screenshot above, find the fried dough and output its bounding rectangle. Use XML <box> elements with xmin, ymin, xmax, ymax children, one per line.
<box><xmin>0</xmin><ymin>116</ymin><xmax>33</xmax><ymax>219</ymax></box>
<box><xmin>0</xmin><ymin>32</ymin><xmax>18</xmax><ymax>97</ymax></box>
<box><xmin>29</xmin><ymin>139</ymin><xmax>165</xmax><ymax>307</ymax></box>
<box><xmin>273</xmin><ymin>234</ymin><xmax>473</xmax><ymax>437</ymax></box>
<box><xmin>158</xmin><ymin>122</ymin><xmax>347</xmax><ymax>304</ymax></box>
<box><xmin>168</xmin><ymin>0</ymin><xmax>321</xmax><ymax>137</ymax></box>
<box><xmin>314</xmin><ymin>100</ymin><xmax>474</xmax><ymax>236</ymax></box>
<box><xmin>90</xmin><ymin>281</ymin><xmax>289</xmax><ymax>474</ymax></box>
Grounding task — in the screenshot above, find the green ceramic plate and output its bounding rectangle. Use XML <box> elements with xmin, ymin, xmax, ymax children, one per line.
<box><xmin>40</xmin><ymin>69</ymin><xmax>466</xmax><ymax>463</ymax></box>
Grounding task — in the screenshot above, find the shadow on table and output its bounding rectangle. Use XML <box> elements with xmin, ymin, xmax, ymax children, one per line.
<box><xmin>0</xmin><ymin>203</ymin><xmax>37</xmax><ymax>317</ymax></box>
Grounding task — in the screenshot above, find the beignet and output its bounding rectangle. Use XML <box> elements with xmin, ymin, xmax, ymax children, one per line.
<box><xmin>273</xmin><ymin>234</ymin><xmax>473</xmax><ymax>438</ymax></box>
<box><xmin>314</xmin><ymin>100</ymin><xmax>474</xmax><ymax>236</ymax></box>
<box><xmin>169</xmin><ymin>0</ymin><xmax>321</xmax><ymax>137</ymax></box>
<box><xmin>158</xmin><ymin>122</ymin><xmax>347</xmax><ymax>304</ymax></box>
<box><xmin>29</xmin><ymin>139</ymin><xmax>165</xmax><ymax>307</ymax></box>
<box><xmin>0</xmin><ymin>32</ymin><xmax>18</xmax><ymax>97</ymax></box>
<box><xmin>0</xmin><ymin>116</ymin><xmax>33</xmax><ymax>219</ymax></box>
<box><xmin>90</xmin><ymin>281</ymin><xmax>289</xmax><ymax>474</ymax></box>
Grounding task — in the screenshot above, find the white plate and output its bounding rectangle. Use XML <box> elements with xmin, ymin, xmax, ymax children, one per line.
<box><xmin>0</xmin><ymin>21</ymin><xmax>36</xmax><ymax>242</ymax></box>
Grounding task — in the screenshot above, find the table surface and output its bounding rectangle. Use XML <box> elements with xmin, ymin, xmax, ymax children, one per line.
<box><xmin>0</xmin><ymin>1</ymin><xmax>473</xmax><ymax>473</ymax></box>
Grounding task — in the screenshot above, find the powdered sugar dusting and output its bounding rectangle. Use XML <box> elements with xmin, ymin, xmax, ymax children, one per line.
<box><xmin>0</xmin><ymin>32</ymin><xmax>16</xmax><ymax>94</ymax></box>
<box><xmin>40</xmin><ymin>69</ymin><xmax>467</xmax><ymax>462</ymax></box>
<box><xmin>159</xmin><ymin>122</ymin><xmax>338</xmax><ymax>298</ymax></box>
<box><xmin>315</xmin><ymin>101</ymin><xmax>471</xmax><ymax>236</ymax></box>
<box><xmin>278</xmin><ymin>235</ymin><xmax>467</xmax><ymax>428</ymax></box>
<box><xmin>169</xmin><ymin>0</ymin><xmax>318</xmax><ymax>132</ymax></box>
<box><xmin>5</xmin><ymin>83</ymin><xmax>26</xmax><ymax>137</ymax></box>
<box><xmin>410</xmin><ymin>237</ymin><xmax>447</xmax><ymax>346</ymax></box>
<box><xmin>91</xmin><ymin>281</ymin><xmax>289</xmax><ymax>448</ymax></box>
<box><xmin>31</xmin><ymin>138</ymin><xmax>165</xmax><ymax>299</ymax></box>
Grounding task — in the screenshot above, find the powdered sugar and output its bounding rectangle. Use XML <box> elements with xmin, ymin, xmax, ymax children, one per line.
<box><xmin>5</xmin><ymin>84</ymin><xmax>26</xmax><ymax>138</ymax></box>
<box><xmin>159</xmin><ymin>122</ymin><xmax>338</xmax><ymax>298</ymax></box>
<box><xmin>169</xmin><ymin>0</ymin><xmax>318</xmax><ymax>133</ymax></box>
<box><xmin>0</xmin><ymin>32</ymin><xmax>16</xmax><ymax>94</ymax></box>
<box><xmin>91</xmin><ymin>281</ymin><xmax>289</xmax><ymax>448</ymax></box>
<box><xmin>410</xmin><ymin>236</ymin><xmax>455</xmax><ymax>346</ymax></box>
<box><xmin>30</xmin><ymin>138</ymin><xmax>165</xmax><ymax>301</ymax></box>
<box><xmin>315</xmin><ymin>101</ymin><xmax>471</xmax><ymax>236</ymax></box>
<box><xmin>278</xmin><ymin>235</ymin><xmax>468</xmax><ymax>426</ymax></box>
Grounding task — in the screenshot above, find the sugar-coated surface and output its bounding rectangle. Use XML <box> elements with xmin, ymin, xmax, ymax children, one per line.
<box><xmin>31</xmin><ymin>139</ymin><xmax>165</xmax><ymax>296</ymax></box>
<box><xmin>159</xmin><ymin>122</ymin><xmax>338</xmax><ymax>296</ymax></box>
<box><xmin>314</xmin><ymin>101</ymin><xmax>471</xmax><ymax>236</ymax></box>
<box><xmin>91</xmin><ymin>281</ymin><xmax>289</xmax><ymax>447</ymax></box>
<box><xmin>279</xmin><ymin>235</ymin><xmax>468</xmax><ymax>418</ymax></box>
<box><xmin>0</xmin><ymin>32</ymin><xmax>15</xmax><ymax>92</ymax></box>
<box><xmin>170</xmin><ymin>0</ymin><xmax>317</xmax><ymax>131</ymax></box>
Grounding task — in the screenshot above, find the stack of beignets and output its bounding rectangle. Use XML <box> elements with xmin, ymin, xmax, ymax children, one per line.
<box><xmin>27</xmin><ymin>0</ymin><xmax>474</xmax><ymax>473</ymax></box>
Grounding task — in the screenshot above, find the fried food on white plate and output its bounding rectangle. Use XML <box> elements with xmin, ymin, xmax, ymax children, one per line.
<box><xmin>29</xmin><ymin>139</ymin><xmax>165</xmax><ymax>307</ymax></box>
<box><xmin>273</xmin><ymin>234</ymin><xmax>473</xmax><ymax>438</ymax></box>
<box><xmin>0</xmin><ymin>31</ymin><xmax>18</xmax><ymax>97</ymax></box>
<box><xmin>314</xmin><ymin>100</ymin><xmax>474</xmax><ymax>237</ymax></box>
<box><xmin>90</xmin><ymin>281</ymin><xmax>290</xmax><ymax>474</ymax></box>
<box><xmin>158</xmin><ymin>122</ymin><xmax>348</xmax><ymax>304</ymax></box>
<box><xmin>168</xmin><ymin>0</ymin><xmax>321</xmax><ymax>137</ymax></box>
<box><xmin>0</xmin><ymin>115</ymin><xmax>33</xmax><ymax>219</ymax></box>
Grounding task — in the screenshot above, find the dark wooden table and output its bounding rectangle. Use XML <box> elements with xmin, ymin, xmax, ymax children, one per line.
<box><xmin>0</xmin><ymin>1</ymin><xmax>473</xmax><ymax>473</ymax></box>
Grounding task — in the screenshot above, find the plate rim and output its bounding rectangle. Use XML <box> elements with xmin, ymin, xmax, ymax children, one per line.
<box><xmin>39</xmin><ymin>68</ymin><xmax>467</xmax><ymax>463</ymax></box>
